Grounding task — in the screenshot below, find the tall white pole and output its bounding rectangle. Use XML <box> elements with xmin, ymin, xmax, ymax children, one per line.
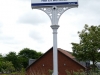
<box><xmin>37</xmin><ymin>6</ymin><xmax>77</xmax><ymax>75</ymax></box>
<box><xmin>51</xmin><ymin>25</ymin><xmax>59</xmax><ymax>75</ymax></box>
<box><xmin>51</xmin><ymin>6</ymin><xmax>59</xmax><ymax>75</ymax></box>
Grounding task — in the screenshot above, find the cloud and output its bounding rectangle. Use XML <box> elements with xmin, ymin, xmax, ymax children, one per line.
<box><xmin>0</xmin><ymin>0</ymin><xmax>100</xmax><ymax>54</ymax></box>
<box><xmin>0</xmin><ymin>36</ymin><xmax>14</xmax><ymax>40</ymax></box>
<box><xmin>18</xmin><ymin>10</ymin><xmax>50</xmax><ymax>25</ymax></box>
<box><xmin>29</xmin><ymin>30</ymin><xmax>44</xmax><ymax>43</ymax></box>
<box><xmin>59</xmin><ymin>0</ymin><xmax>100</xmax><ymax>28</ymax></box>
<box><xmin>0</xmin><ymin>23</ymin><xmax>2</xmax><ymax>27</ymax></box>
<box><xmin>0</xmin><ymin>35</ymin><xmax>21</xmax><ymax>45</ymax></box>
<box><xmin>0</xmin><ymin>22</ymin><xmax>3</xmax><ymax>33</ymax></box>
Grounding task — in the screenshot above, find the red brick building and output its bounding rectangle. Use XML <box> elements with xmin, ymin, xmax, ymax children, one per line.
<box><xmin>26</xmin><ymin>47</ymin><xmax>85</xmax><ymax>75</ymax></box>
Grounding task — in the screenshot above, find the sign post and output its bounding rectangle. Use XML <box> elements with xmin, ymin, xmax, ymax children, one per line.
<box><xmin>31</xmin><ymin>0</ymin><xmax>78</xmax><ymax>75</ymax></box>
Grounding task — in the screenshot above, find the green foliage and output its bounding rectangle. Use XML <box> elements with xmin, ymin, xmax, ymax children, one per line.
<box><xmin>18</xmin><ymin>48</ymin><xmax>38</xmax><ymax>59</ymax></box>
<box><xmin>65</xmin><ymin>70</ymin><xmax>71</xmax><ymax>75</ymax></box>
<box><xmin>0</xmin><ymin>48</ymin><xmax>43</xmax><ymax>73</ymax></box>
<box><xmin>71</xmin><ymin>24</ymin><xmax>100</xmax><ymax>71</ymax></box>
<box><xmin>4</xmin><ymin>52</ymin><xmax>22</xmax><ymax>71</ymax></box>
<box><xmin>18</xmin><ymin>48</ymin><xmax>43</xmax><ymax>68</ymax></box>
<box><xmin>0</xmin><ymin>54</ymin><xmax>4</xmax><ymax>61</ymax></box>
<box><xmin>48</xmin><ymin>69</ymin><xmax>53</xmax><ymax>75</ymax></box>
<box><xmin>0</xmin><ymin>61</ymin><xmax>15</xmax><ymax>73</ymax></box>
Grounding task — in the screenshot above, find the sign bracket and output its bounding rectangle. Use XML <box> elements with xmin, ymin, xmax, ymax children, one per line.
<box><xmin>39</xmin><ymin>6</ymin><xmax>72</xmax><ymax>25</ymax></box>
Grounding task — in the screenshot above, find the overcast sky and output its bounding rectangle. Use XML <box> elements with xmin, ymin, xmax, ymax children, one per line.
<box><xmin>0</xmin><ymin>0</ymin><xmax>100</xmax><ymax>55</ymax></box>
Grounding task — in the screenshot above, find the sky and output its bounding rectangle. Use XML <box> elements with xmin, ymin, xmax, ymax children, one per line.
<box><xmin>0</xmin><ymin>0</ymin><xmax>100</xmax><ymax>55</ymax></box>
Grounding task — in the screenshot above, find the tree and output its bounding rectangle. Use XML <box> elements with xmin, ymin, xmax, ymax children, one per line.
<box><xmin>0</xmin><ymin>61</ymin><xmax>15</xmax><ymax>73</ymax></box>
<box><xmin>71</xmin><ymin>24</ymin><xmax>100</xmax><ymax>71</ymax></box>
<box><xmin>36</xmin><ymin>52</ymin><xmax>43</xmax><ymax>58</ymax></box>
<box><xmin>0</xmin><ymin>55</ymin><xmax>15</xmax><ymax>73</ymax></box>
<box><xmin>18</xmin><ymin>48</ymin><xmax>43</xmax><ymax>68</ymax></box>
<box><xmin>0</xmin><ymin>54</ymin><xmax>4</xmax><ymax>72</ymax></box>
<box><xmin>0</xmin><ymin>54</ymin><xmax>4</xmax><ymax>61</ymax></box>
<box><xmin>4</xmin><ymin>52</ymin><xmax>21</xmax><ymax>71</ymax></box>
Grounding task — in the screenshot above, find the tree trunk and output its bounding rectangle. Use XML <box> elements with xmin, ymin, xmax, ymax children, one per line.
<box><xmin>92</xmin><ymin>61</ymin><xmax>95</xmax><ymax>72</ymax></box>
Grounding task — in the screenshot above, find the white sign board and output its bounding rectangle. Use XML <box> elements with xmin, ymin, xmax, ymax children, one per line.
<box><xmin>31</xmin><ymin>0</ymin><xmax>78</xmax><ymax>8</ymax></box>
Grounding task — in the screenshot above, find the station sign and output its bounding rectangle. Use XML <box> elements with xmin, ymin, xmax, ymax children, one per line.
<box><xmin>31</xmin><ymin>0</ymin><xmax>78</xmax><ymax>8</ymax></box>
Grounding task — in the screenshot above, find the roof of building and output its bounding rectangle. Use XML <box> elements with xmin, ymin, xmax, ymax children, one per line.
<box><xmin>58</xmin><ymin>48</ymin><xmax>75</xmax><ymax>59</ymax></box>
